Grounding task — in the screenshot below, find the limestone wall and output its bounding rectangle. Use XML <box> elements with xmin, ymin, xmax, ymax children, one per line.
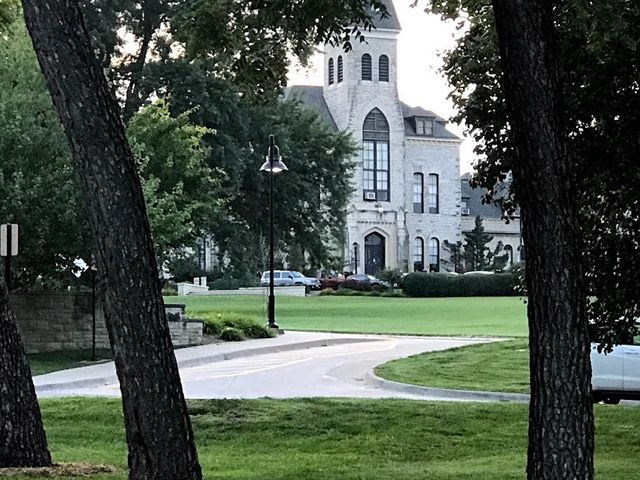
<box><xmin>10</xmin><ymin>293</ymin><xmax>202</xmax><ymax>353</ymax></box>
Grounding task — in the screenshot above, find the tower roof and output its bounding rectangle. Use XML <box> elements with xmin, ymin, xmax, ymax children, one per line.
<box><xmin>369</xmin><ymin>0</ymin><xmax>401</xmax><ymax>31</ymax></box>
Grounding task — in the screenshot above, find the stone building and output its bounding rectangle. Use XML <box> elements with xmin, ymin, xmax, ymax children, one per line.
<box><xmin>460</xmin><ymin>174</ymin><xmax>523</xmax><ymax>268</ymax></box>
<box><xmin>287</xmin><ymin>0</ymin><xmax>463</xmax><ymax>274</ymax></box>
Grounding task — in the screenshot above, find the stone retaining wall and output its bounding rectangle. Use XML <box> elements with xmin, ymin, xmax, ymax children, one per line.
<box><xmin>10</xmin><ymin>293</ymin><xmax>203</xmax><ymax>353</ymax></box>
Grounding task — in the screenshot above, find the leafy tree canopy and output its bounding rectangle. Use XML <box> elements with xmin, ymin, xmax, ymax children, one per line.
<box><xmin>0</xmin><ymin>20</ymin><xmax>91</xmax><ymax>288</ymax></box>
<box><xmin>423</xmin><ymin>0</ymin><xmax>640</xmax><ymax>347</ymax></box>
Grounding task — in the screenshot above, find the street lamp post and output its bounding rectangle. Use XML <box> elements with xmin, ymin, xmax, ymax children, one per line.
<box><xmin>352</xmin><ymin>242</ymin><xmax>359</xmax><ymax>274</ymax></box>
<box><xmin>260</xmin><ymin>135</ymin><xmax>288</xmax><ymax>330</ymax></box>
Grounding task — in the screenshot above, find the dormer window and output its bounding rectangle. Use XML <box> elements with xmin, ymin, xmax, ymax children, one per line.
<box><xmin>416</xmin><ymin>118</ymin><xmax>433</xmax><ymax>136</ymax></box>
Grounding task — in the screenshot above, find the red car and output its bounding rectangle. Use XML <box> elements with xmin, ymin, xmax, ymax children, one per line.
<box><xmin>319</xmin><ymin>274</ymin><xmax>346</xmax><ymax>290</ymax></box>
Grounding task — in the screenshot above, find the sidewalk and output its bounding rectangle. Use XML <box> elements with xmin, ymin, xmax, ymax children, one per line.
<box><xmin>34</xmin><ymin>331</ymin><xmax>528</xmax><ymax>403</ymax></box>
<box><xmin>34</xmin><ymin>331</ymin><xmax>384</xmax><ymax>393</ymax></box>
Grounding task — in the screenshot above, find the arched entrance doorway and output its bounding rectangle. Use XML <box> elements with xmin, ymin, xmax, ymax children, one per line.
<box><xmin>365</xmin><ymin>232</ymin><xmax>385</xmax><ymax>275</ymax></box>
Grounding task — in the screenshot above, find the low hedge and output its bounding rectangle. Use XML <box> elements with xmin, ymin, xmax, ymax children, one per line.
<box><xmin>197</xmin><ymin>313</ymin><xmax>276</xmax><ymax>340</ymax></box>
<box><xmin>402</xmin><ymin>272</ymin><xmax>518</xmax><ymax>297</ymax></box>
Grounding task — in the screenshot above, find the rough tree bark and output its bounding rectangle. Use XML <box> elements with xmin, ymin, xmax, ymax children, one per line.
<box><xmin>491</xmin><ymin>1</ymin><xmax>594</xmax><ymax>479</ymax></box>
<box><xmin>20</xmin><ymin>2</ymin><xmax>202</xmax><ymax>479</ymax></box>
<box><xmin>0</xmin><ymin>272</ymin><xmax>51</xmax><ymax>468</ymax></box>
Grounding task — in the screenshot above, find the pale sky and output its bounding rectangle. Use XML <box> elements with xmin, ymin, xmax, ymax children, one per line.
<box><xmin>287</xmin><ymin>1</ymin><xmax>476</xmax><ymax>174</ymax></box>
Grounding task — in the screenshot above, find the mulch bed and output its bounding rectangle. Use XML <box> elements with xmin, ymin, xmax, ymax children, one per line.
<box><xmin>0</xmin><ymin>463</ymin><xmax>117</xmax><ymax>477</ymax></box>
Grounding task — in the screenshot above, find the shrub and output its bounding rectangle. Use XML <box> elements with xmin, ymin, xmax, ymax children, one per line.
<box><xmin>161</xmin><ymin>281</ymin><xmax>178</xmax><ymax>296</ymax></box>
<box><xmin>376</xmin><ymin>268</ymin><xmax>404</xmax><ymax>288</ymax></box>
<box><xmin>338</xmin><ymin>279</ymin><xmax>373</xmax><ymax>292</ymax></box>
<box><xmin>402</xmin><ymin>272</ymin><xmax>517</xmax><ymax>297</ymax></box>
<box><xmin>198</xmin><ymin>312</ymin><xmax>275</xmax><ymax>339</ymax></box>
<box><xmin>208</xmin><ymin>274</ymin><xmax>259</xmax><ymax>290</ymax></box>
<box><xmin>219</xmin><ymin>327</ymin><xmax>246</xmax><ymax>341</ymax></box>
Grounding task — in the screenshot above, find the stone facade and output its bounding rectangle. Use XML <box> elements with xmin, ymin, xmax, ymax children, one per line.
<box><xmin>11</xmin><ymin>293</ymin><xmax>203</xmax><ymax>353</ymax></box>
<box><xmin>288</xmin><ymin>0</ymin><xmax>463</xmax><ymax>274</ymax></box>
<box><xmin>460</xmin><ymin>176</ymin><xmax>523</xmax><ymax>268</ymax></box>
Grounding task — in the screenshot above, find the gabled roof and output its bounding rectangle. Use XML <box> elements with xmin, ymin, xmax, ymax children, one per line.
<box><xmin>369</xmin><ymin>0</ymin><xmax>402</xmax><ymax>31</ymax></box>
<box><xmin>284</xmin><ymin>86</ymin><xmax>338</xmax><ymax>130</ymax></box>
<box><xmin>401</xmin><ymin>102</ymin><xmax>460</xmax><ymax>139</ymax></box>
<box><xmin>461</xmin><ymin>178</ymin><xmax>516</xmax><ymax>219</ymax></box>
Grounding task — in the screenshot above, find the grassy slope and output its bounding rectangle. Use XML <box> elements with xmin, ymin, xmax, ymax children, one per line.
<box><xmin>375</xmin><ymin>339</ymin><xmax>530</xmax><ymax>393</ymax></box>
<box><xmin>11</xmin><ymin>398</ymin><xmax>639</xmax><ymax>480</ymax></box>
<box><xmin>27</xmin><ymin>349</ymin><xmax>113</xmax><ymax>376</ymax></box>
<box><xmin>172</xmin><ymin>295</ymin><xmax>528</xmax><ymax>337</ymax></box>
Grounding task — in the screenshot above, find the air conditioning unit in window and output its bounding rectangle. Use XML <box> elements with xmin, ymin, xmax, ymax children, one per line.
<box><xmin>461</xmin><ymin>208</ymin><xmax>470</xmax><ymax>216</ymax></box>
<box><xmin>364</xmin><ymin>191</ymin><xmax>377</xmax><ymax>201</ymax></box>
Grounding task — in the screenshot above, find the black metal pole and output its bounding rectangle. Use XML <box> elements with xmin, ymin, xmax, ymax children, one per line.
<box><xmin>91</xmin><ymin>266</ymin><xmax>96</xmax><ymax>361</ymax></box>
<box><xmin>5</xmin><ymin>224</ymin><xmax>12</xmax><ymax>292</ymax></box>
<box><xmin>268</xmin><ymin>135</ymin><xmax>277</xmax><ymax>329</ymax></box>
<box><xmin>354</xmin><ymin>244</ymin><xmax>358</xmax><ymax>274</ymax></box>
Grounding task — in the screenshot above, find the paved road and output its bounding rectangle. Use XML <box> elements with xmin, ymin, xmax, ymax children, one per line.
<box><xmin>35</xmin><ymin>332</ymin><xmax>517</xmax><ymax>401</ymax></box>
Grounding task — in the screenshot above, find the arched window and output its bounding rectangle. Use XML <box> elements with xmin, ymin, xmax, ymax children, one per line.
<box><xmin>413</xmin><ymin>237</ymin><xmax>424</xmax><ymax>272</ymax></box>
<box><xmin>429</xmin><ymin>238</ymin><xmax>440</xmax><ymax>272</ymax></box>
<box><xmin>362</xmin><ymin>108</ymin><xmax>390</xmax><ymax>201</ymax></box>
<box><xmin>504</xmin><ymin>244</ymin><xmax>514</xmax><ymax>265</ymax></box>
<box><xmin>337</xmin><ymin>55</ymin><xmax>344</xmax><ymax>83</ymax></box>
<box><xmin>428</xmin><ymin>173</ymin><xmax>439</xmax><ymax>214</ymax></box>
<box><xmin>362</xmin><ymin>54</ymin><xmax>372</xmax><ymax>81</ymax></box>
<box><xmin>379</xmin><ymin>55</ymin><xmax>389</xmax><ymax>82</ymax></box>
<box><xmin>328</xmin><ymin>58</ymin><xmax>334</xmax><ymax>85</ymax></box>
<box><xmin>413</xmin><ymin>173</ymin><xmax>424</xmax><ymax>213</ymax></box>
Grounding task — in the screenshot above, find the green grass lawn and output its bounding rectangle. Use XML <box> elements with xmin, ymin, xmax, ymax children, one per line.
<box><xmin>170</xmin><ymin>295</ymin><xmax>528</xmax><ymax>337</ymax></box>
<box><xmin>375</xmin><ymin>339</ymin><xmax>530</xmax><ymax>393</ymax></box>
<box><xmin>8</xmin><ymin>398</ymin><xmax>638</xmax><ymax>479</ymax></box>
<box><xmin>27</xmin><ymin>349</ymin><xmax>113</xmax><ymax>376</ymax></box>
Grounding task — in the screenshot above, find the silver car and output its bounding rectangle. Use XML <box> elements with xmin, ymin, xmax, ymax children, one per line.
<box><xmin>292</xmin><ymin>271</ymin><xmax>321</xmax><ymax>290</ymax></box>
<box><xmin>260</xmin><ymin>270</ymin><xmax>296</xmax><ymax>287</ymax></box>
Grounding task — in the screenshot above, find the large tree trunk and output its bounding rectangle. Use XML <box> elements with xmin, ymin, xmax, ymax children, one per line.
<box><xmin>492</xmin><ymin>1</ymin><xmax>594</xmax><ymax>479</ymax></box>
<box><xmin>20</xmin><ymin>2</ymin><xmax>202</xmax><ymax>479</ymax></box>
<box><xmin>0</xmin><ymin>273</ymin><xmax>51</xmax><ymax>468</ymax></box>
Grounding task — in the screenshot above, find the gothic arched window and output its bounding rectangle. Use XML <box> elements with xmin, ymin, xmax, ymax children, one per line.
<box><xmin>429</xmin><ymin>238</ymin><xmax>440</xmax><ymax>272</ymax></box>
<box><xmin>362</xmin><ymin>108</ymin><xmax>390</xmax><ymax>201</ymax></box>
<box><xmin>413</xmin><ymin>237</ymin><xmax>424</xmax><ymax>271</ymax></box>
<box><xmin>328</xmin><ymin>58</ymin><xmax>334</xmax><ymax>85</ymax></box>
<box><xmin>362</xmin><ymin>54</ymin><xmax>372</xmax><ymax>81</ymax></box>
<box><xmin>337</xmin><ymin>55</ymin><xmax>344</xmax><ymax>83</ymax></box>
<box><xmin>379</xmin><ymin>55</ymin><xmax>389</xmax><ymax>82</ymax></box>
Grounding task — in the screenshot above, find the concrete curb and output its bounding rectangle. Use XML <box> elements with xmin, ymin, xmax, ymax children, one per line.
<box><xmin>365</xmin><ymin>371</ymin><xmax>530</xmax><ymax>403</ymax></box>
<box><xmin>35</xmin><ymin>336</ymin><xmax>382</xmax><ymax>394</ymax></box>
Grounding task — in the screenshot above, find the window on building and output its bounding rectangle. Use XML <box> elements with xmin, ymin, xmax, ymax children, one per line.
<box><xmin>328</xmin><ymin>58</ymin><xmax>334</xmax><ymax>85</ymax></box>
<box><xmin>379</xmin><ymin>55</ymin><xmax>389</xmax><ymax>82</ymax></box>
<box><xmin>413</xmin><ymin>237</ymin><xmax>424</xmax><ymax>271</ymax></box>
<box><xmin>337</xmin><ymin>55</ymin><xmax>344</xmax><ymax>83</ymax></box>
<box><xmin>504</xmin><ymin>244</ymin><xmax>513</xmax><ymax>265</ymax></box>
<box><xmin>362</xmin><ymin>54</ymin><xmax>372</xmax><ymax>81</ymax></box>
<box><xmin>362</xmin><ymin>108</ymin><xmax>390</xmax><ymax>202</ymax></box>
<box><xmin>429</xmin><ymin>238</ymin><xmax>440</xmax><ymax>272</ymax></box>
<box><xmin>428</xmin><ymin>174</ymin><xmax>439</xmax><ymax>213</ymax></box>
<box><xmin>416</xmin><ymin>118</ymin><xmax>433</xmax><ymax>136</ymax></box>
<box><xmin>413</xmin><ymin>173</ymin><xmax>424</xmax><ymax>213</ymax></box>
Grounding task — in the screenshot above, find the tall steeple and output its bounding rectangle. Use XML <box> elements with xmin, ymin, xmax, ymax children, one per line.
<box><xmin>322</xmin><ymin>0</ymin><xmax>402</xmax><ymax>130</ymax></box>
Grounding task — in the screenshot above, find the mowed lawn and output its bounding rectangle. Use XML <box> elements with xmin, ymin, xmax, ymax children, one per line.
<box><xmin>376</xmin><ymin>339</ymin><xmax>530</xmax><ymax>393</ymax></box>
<box><xmin>171</xmin><ymin>295</ymin><xmax>528</xmax><ymax>337</ymax></box>
<box><xmin>11</xmin><ymin>398</ymin><xmax>639</xmax><ymax>480</ymax></box>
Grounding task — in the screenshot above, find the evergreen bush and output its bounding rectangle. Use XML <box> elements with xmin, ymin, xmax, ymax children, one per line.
<box><xmin>402</xmin><ymin>272</ymin><xmax>517</xmax><ymax>297</ymax></box>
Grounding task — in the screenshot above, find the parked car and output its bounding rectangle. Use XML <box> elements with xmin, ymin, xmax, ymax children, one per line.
<box><xmin>319</xmin><ymin>273</ymin><xmax>346</xmax><ymax>290</ymax></box>
<box><xmin>291</xmin><ymin>271</ymin><xmax>321</xmax><ymax>290</ymax></box>
<box><xmin>591</xmin><ymin>331</ymin><xmax>640</xmax><ymax>404</ymax></box>
<box><xmin>344</xmin><ymin>274</ymin><xmax>391</xmax><ymax>289</ymax></box>
<box><xmin>260</xmin><ymin>270</ymin><xmax>296</xmax><ymax>287</ymax></box>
